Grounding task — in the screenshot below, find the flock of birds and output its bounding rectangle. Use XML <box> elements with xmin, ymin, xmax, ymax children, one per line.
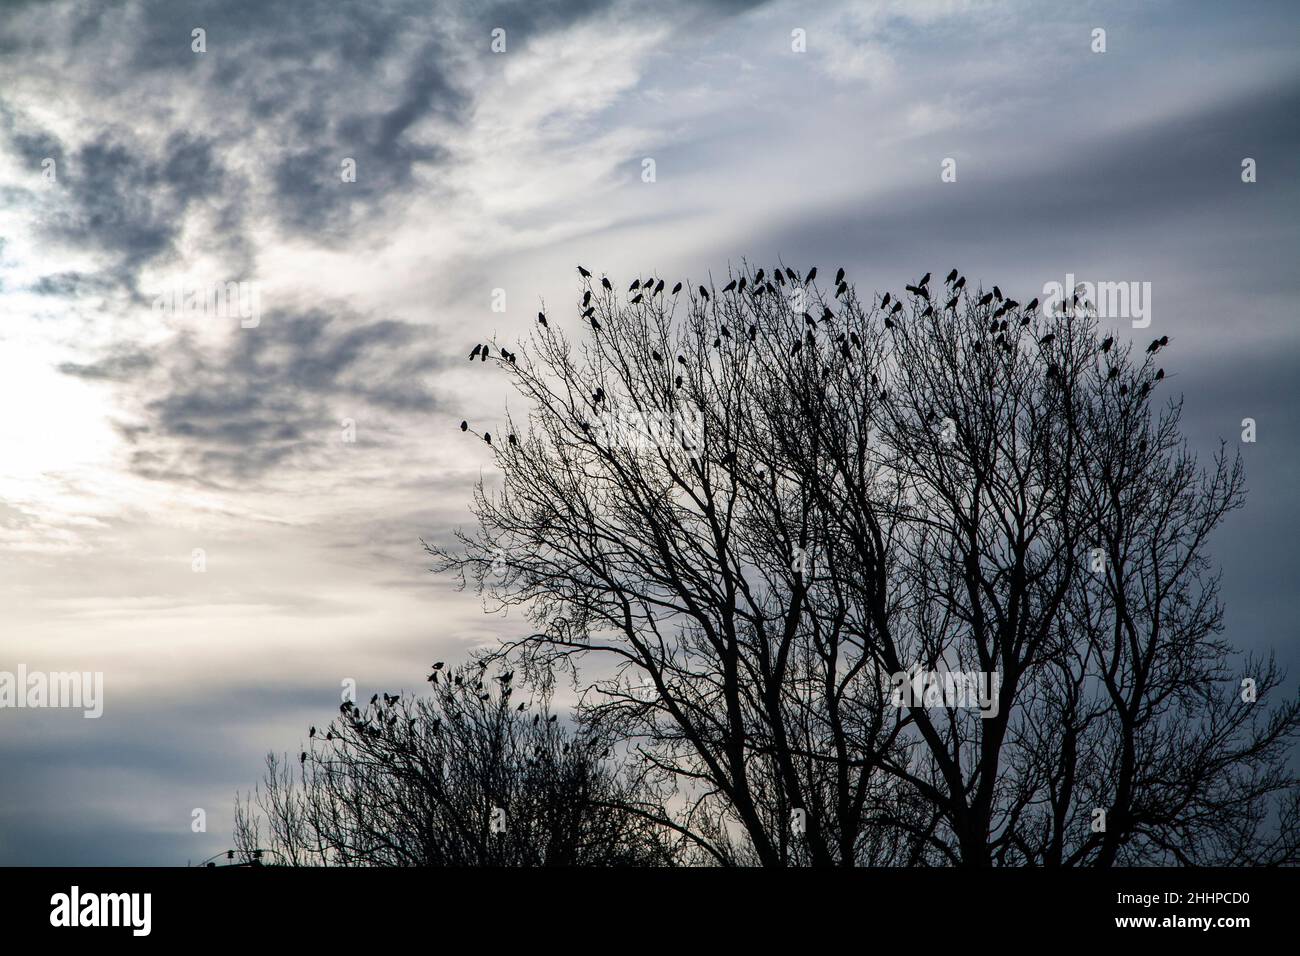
<box><xmin>456</xmin><ymin>266</ymin><xmax>1168</xmax><ymax>445</ymax></box>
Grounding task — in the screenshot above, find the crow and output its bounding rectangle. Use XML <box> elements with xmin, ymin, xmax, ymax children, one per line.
<box><xmin>631</xmin><ymin>293</ymin><xmax>644</xmax><ymax>304</ymax></box>
<box><xmin>469</xmin><ymin>344</ymin><xmax>482</xmax><ymax>359</ymax></box>
<box><xmin>806</xmin><ymin>267</ymin><xmax>817</xmax><ymax>283</ymax></box>
<box><xmin>835</xmin><ymin>267</ymin><xmax>846</xmax><ymax>284</ymax></box>
<box><xmin>919</xmin><ymin>272</ymin><xmax>931</xmax><ymax>286</ymax></box>
<box><xmin>654</xmin><ymin>279</ymin><xmax>665</xmax><ymax>295</ymax></box>
<box><xmin>699</xmin><ymin>286</ymin><xmax>710</xmax><ymax>301</ymax></box>
<box><xmin>583</xmin><ymin>290</ymin><xmax>592</xmax><ymax>306</ymax></box>
<box><xmin>881</xmin><ymin>292</ymin><xmax>891</xmax><ymax>309</ymax></box>
<box><xmin>1039</xmin><ymin>334</ymin><xmax>1055</xmax><ymax>346</ymax></box>
<box><xmin>1101</xmin><ymin>336</ymin><xmax>1113</xmax><ymax>352</ymax></box>
<box><xmin>945</xmin><ymin>268</ymin><xmax>958</xmax><ymax>284</ymax></box>
<box><xmin>979</xmin><ymin>292</ymin><xmax>993</xmax><ymax>307</ymax></box>
<box><xmin>954</xmin><ymin>276</ymin><xmax>966</xmax><ymax>291</ymax></box>
<box><xmin>483</xmin><ymin>432</ymin><xmax>491</xmax><ymax>445</ymax></box>
<box><xmin>629</xmin><ymin>279</ymin><xmax>640</xmax><ymax>292</ymax></box>
<box><xmin>601</xmin><ymin>276</ymin><xmax>612</xmax><ymax>291</ymax></box>
<box><xmin>460</xmin><ymin>420</ymin><xmax>468</xmax><ymax>432</ymax></box>
<box><xmin>1026</xmin><ymin>297</ymin><xmax>1039</xmax><ymax>312</ymax></box>
<box><xmin>672</xmin><ymin>281</ymin><xmax>683</xmax><ymax>295</ymax></box>
<box><xmin>538</xmin><ymin>311</ymin><xmax>548</xmax><ymax>327</ymax></box>
<box><xmin>578</xmin><ymin>265</ymin><xmax>591</xmax><ymax>278</ymax></box>
<box><xmin>723</xmin><ymin>279</ymin><xmax>737</xmax><ymax>292</ymax></box>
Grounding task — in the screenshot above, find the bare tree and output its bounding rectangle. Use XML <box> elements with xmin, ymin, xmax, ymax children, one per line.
<box><xmin>431</xmin><ymin>263</ymin><xmax>1299</xmax><ymax>866</ymax></box>
<box><xmin>234</xmin><ymin>663</ymin><xmax>679</xmax><ymax>866</ymax></box>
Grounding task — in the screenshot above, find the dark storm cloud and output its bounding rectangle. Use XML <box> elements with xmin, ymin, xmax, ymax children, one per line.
<box><xmin>59</xmin><ymin>308</ymin><xmax>446</xmax><ymax>484</ymax></box>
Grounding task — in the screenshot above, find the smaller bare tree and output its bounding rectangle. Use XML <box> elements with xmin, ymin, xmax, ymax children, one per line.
<box><xmin>234</xmin><ymin>663</ymin><xmax>680</xmax><ymax>866</ymax></box>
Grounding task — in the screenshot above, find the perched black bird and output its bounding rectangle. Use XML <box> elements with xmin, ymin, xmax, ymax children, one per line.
<box><xmin>920</xmin><ymin>272</ymin><xmax>931</xmax><ymax>287</ymax></box>
<box><xmin>699</xmin><ymin>285</ymin><xmax>709</xmax><ymax>301</ymax></box>
<box><xmin>583</xmin><ymin>290</ymin><xmax>592</xmax><ymax>306</ymax></box>
<box><xmin>508</xmin><ymin>433</ymin><xmax>517</xmax><ymax>445</ymax></box>
<box><xmin>945</xmin><ymin>268</ymin><xmax>958</xmax><ymax>284</ymax></box>
<box><xmin>884</xmin><ymin>316</ymin><xmax>894</xmax><ymax>330</ymax></box>
<box><xmin>1025</xmin><ymin>297</ymin><xmax>1039</xmax><ymax>312</ymax></box>
<box><xmin>480</xmin><ymin>347</ymin><xmax>488</xmax><ymax>362</ymax></box>
<box><xmin>578</xmin><ymin>265</ymin><xmax>591</xmax><ymax>279</ymax></box>
<box><xmin>748</xmin><ymin>325</ymin><xmax>757</xmax><ymax>341</ymax></box>
<box><xmin>652</xmin><ymin>350</ymin><xmax>663</xmax><ymax>362</ymax></box>
<box><xmin>1039</xmin><ymin>334</ymin><xmax>1055</xmax><ymax>346</ymax></box>
<box><xmin>945</xmin><ymin>295</ymin><xmax>959</xmax><ymax>312</ymax></box>
<box><xmin>881</xmin><ymin>292</ymin><xmax>891</xmax><ymax>309</ymax></box>
<box><xmin>836</xmin><ymin>281</ymin><xmax>848</xmax><ymax>297</ymax></box>
<box><xmin>538</xmin><ymin>311</ymin><xmax>547</xmax><ymax>327</ymax></box>
<box><xmin>469</xmin><ymin>344</ymin><xmax>483</xmax><ymax>359</ymax></box>
<box><xmin>738</xmin><ymin>277</ymin><xmax>747</xmax><ymax>292</ymax></box>
<box><xmin>675</xmin><ymin>375</ymin><xmax>683</xmax><ymax>388</ymax></box>
<box><xmin>803</xmin><ymin>311</ymin><xmax>816</xmax><ymax>327</ymax></box>
<box><xmin>835</xmin><ymin>267</ymin><xmax>846</xmax><ymax>284</ymax></box>
<box><xmin>582</xmin><ymin>306</ymin><xmax>595</xmax><ymax>318</ymax></box>
<box><xmin>590</xmin><ymin>316</ymin><xmax>601</xmax><ymax>331</ymax></box>
<box><xmin>921</xmin><ymin>305</ymin><xmax>934</xmax><ymax>318</ymax></box>
<box><xmin>300</xmin><ymin>751</ymin><xmax>307</xmax><ymax>764</ymax></box>
<box><xmin>678</xmin><ymin>354</ymin><xmax>687</xmax><ymax>365</ymax></box>
<box><xmin>806</xmin><ymin>267</ymin><xmax>817</xmax><ymax>283</ymax></box>
<box><xmin>548</xmin><ymin>715</ymin><xmax>558</xmax><ymax>723</ymax></box>
<box><xmin>601</xmin><ymin>276</ymin><xmax>612</xmax><ymax>291</ymax></box>
<box><xmin>993</xmin><ymin>286</ymin><xmax>1002</xmax><ymax>301</ymax></box>
<box><xmin>754</xmin><ymin>269</ymin><xmax>765</xmax><ymax>283</ymax></box>
<box><xmin>629</xmin><ymin>279</ymin><xmax>640</xmax><ymax>292</ymax></box>
<box><xmin>954</xmin><ymin>276</ymin><xmax>966</xmax><ymax>291</ymax></box>
<box><xmin>891</xmin><ymin>301</ymin><xmax>902</xmax><ymax>314</ymax></box>
<box><xmin>1119</xmin><ymin>384</ymin><xmax>1129</xmax><ymax>396</ymax></box>
<box><xmin>309</xmin><ymin>726</ymin><xmax>316</xmax><ymax>738</ymax></box>
<box><xmin>1155</xmin><ymin>368</ymin><xmax>1165</xmax><ymax>380</ymax></box>
<box><xmin>1100</xmin><ymin>336</ymin><xmax>1113</xmax><ymax>352</ymax></box>
<box><xmin>483</xmin><ymin>432</ymin><xmax>491</xmax><ymax>445</ymax></box>
<box><xmin>654</xmin><ymin>279</ymin><xmax>665</xmax><ymax>295</ymax></box>
<box><xmin>672</xmin><ymin>281</ymin><xmax>683</xmax><ymax>294</ymax></box>
<box><xmin>978</xmin><ymin>292</ymin><xmax>993</xmax><ymax>307</ymax></box>
<box><xmin>631</xmin><ymin>293</ymin><xmax>643</xmax><ymax>304</ymax></box>
<box><xmin>1147</xmin><ymin>338</ymin><xmax>1160</xmax><ymax>353</ymax></box>
<box><xmin>1108</xmin><ymin>366</ymin><xmax>1120</xmax><ymax>380</ymax></box>
<box><xmin>790</xmin><ymin>340</ymin><xmax>802</xmax><ymax>355</ymax></box>
<box><xmin>460</xmin><ymin>420</ymin><xmax>468</xmax><ymax>432</ymax></box>
<box><xmin>723</xmin><ymin>279</ymin><xmax>737</xmax><ymax>293</ymax></box>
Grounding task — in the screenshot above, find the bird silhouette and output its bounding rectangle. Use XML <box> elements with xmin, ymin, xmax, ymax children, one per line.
<box><xmin>591</xmin><ymin>316</ymin><xmax>601</xmax><ymax>331</ymax></box>
<box><xmin>806</xmin><ymin>267</ymin><xmax>818</xmax><ymax>283</ymax></box>
<box><xmin>921</xmin><ymin>305</ymin><xmax>934</xmax><ymax>318</ymax></box>
<box><xmin>629</xmin><ymin>279</ymin><xmax>640</xmax><ymax>292</ymax></box>
<box><xmin>945</xmin><ymin>269</ymin><xmax>958</xmax><ymax>284</ymax></box>
<box><xmin>1100</xmin><ymin>336</ymin><xmax>1113</xmax><ymax>352</ymax></box>
<box><xmin>483</xmin><ymin>432</ymin><xmax>492</xmax><ymax>445</ymax></box>
<box><xmin>1039</xmin><ymin>334</ymin><xmax>1055</xmax><ymax>346</ymax></box>
<box><xmin>460</xmin><ymin>420</ymin><xmax>468</xmax><ymax>432</ymax></box>
<box><xmin>945</xmin><ymin>295</ymin><xmax>959</xmax><ymax>312</ymax></box>
<box><xmin>309</xmin><ymin>726</ymin><xmax>316</xmax><ymax>738</ymax></box>
<box><xmin>480</xmin><ymin>347</ymin><xmax>488</xmax><ymax>362</ymax></box>
<box><xmin>835</xmin><ymin>267</ymin><xmax>846</xmax><ymax>284</ymax></box>
<box><xmin>1025</xmin><ymin>297</ymin><xmax>1039</xmax><ymax>312</ymax></box>
<box><xmin>601</xmin><ymin>276</ymin><xmax>612</xmax><ymax>291</ymax></box>
<box><xmin>671</xmin><ymin>281</ymin><xmax>683</xmax><ymax>295</ymax></box>
<box><xmin>993</xmin><ymin>286</ymin><xmax>1002</xmax><ymax>301</ymax></box>
<box><xmin>954</xmin><ymin>277</ymin><xmax>966</xmax><ymax>291</ymax></box>
<box><xmin>1155</xmin><ymin>368</ymin><xmax>1165</xmax><ymax>380</ymax></box>
<box><xmin>654</xmin><ymin>279</ymin><xmax>665</xmax><ymax>295</ymax></box>
<box><xmin>722</xmin><ymin>279</ymin><xmax>737</xmax><ymax>293</ymax></box>
<box><xmin>920</xmin><ymin>272</ymin><xmax>931</xmax><ymax>287</ymax></box>
<box><xmin>578</xmin><ymin>265</ymin><xmax>591</xmax><ymax>279</ymax></box>
<box><xmin>508</xmin><ymin>433</ymin><xmax>517</xmax><ymax>445</ymax></box>
<box><xmin>631</xmin><ymin>293</ymin><xmax>644</xmax><ymax>304</ymax></box>
<box><xmin>1108</xmin><ymin>366</ymin><xmax>1119</xmax><ymax>380</ymax></box>
<box><xmin>538</xmin><ymin>311</ymin><xmax>547</xmax><ymax>327</ymax></box>
<box><xmin>881</xmin><ymin>292</ymin><xmax>891</xmax><ymax>309</ymax></box>
<box><xmin>979</xmin><ymin>292</ymin><xmax>993</xmax><ymax>307</ymax></box>
<box><xmin>791</xmin><ymin>340</ymin><xmax>802</xmax><ymax>355</ymax></box>
<box><xmin>699</xmin><ymin>286</ymin><xmax>710</xmax><ymax>301</ymax></box>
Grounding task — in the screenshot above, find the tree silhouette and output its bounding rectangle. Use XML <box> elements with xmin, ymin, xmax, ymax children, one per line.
<box><xmin>431</xmin><ymin>264</ymin><xmax>1299</xmax><ymax>866</ymax></box>
<box><xmin>234</xmin><ymin>663</ymin><xmax>678</xmax><ymax>865</ymax></box>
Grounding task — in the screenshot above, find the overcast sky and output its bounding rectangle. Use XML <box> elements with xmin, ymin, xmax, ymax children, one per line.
<box><xmin>1</xmin><ymin>0</ymin><xmax>1297</xmax><ymax>864</ymax></box>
